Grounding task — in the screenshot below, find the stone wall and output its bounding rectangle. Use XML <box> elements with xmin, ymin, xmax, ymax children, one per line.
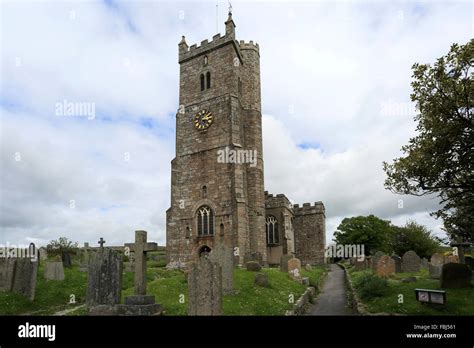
<box><xmin>293</xmin><ymin>202</ymin><xmax>326</xmax><ymax>265</ymax></box>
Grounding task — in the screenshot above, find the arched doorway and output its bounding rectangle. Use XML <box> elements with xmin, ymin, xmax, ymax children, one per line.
<box><xmin>198</xmin><ymin>245</ymin><xmax>211</xmax><ymax>257</ymax></box>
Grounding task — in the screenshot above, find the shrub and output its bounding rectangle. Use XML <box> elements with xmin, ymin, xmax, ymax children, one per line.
<box><xmin>353</xmin><ymin>272</ymin><xmax>389</xmax><ymax>299</ymax></box>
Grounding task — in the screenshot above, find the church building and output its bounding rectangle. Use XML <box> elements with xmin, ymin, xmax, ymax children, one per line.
<box><xmin>166</xmin><ymin>12</ymin><xmax>326</xmax><ymax>268</ymax></box>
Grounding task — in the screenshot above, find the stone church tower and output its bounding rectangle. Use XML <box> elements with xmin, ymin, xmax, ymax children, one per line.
<box><xmin>166</xmin><ymin>12</ymin><xmax>266</xmax><ymax>268</ymax></box>
<box><xmin>166</xmin><ymin>12</ymin><xmax>326</xmax><ymax>268</ymax></box>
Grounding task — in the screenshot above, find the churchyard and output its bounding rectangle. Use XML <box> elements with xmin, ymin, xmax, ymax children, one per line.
<box><xmin>343</xmin><ymin>249</ymin><xmax>474</xmax><ymax>316</ymax></box>
<box><xmin>0</xmin><ymin>237</ymin><xmax>328</xmax><ymax>316</ymax></box>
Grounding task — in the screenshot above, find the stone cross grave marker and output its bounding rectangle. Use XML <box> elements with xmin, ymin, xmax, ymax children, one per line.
<box><xmin>98</xmin><ymin>237</ymin><xmax>106</xmax><ymax>248</ymax></box>
<box><xmin>125</xmin><ymin>230</ymin><xmax>158</xmax><ymax>296</ymax></box>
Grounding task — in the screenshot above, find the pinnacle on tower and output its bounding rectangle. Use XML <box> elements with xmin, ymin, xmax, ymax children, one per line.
<box><xmin>178</xmin><ymin>35</ymin><xmax>188</xmax><ymax>55</ymax></box>
<box><xmin>225</xmin><ymin>10</ymin><xmax>236</xmax><ymax>38</ymax></box>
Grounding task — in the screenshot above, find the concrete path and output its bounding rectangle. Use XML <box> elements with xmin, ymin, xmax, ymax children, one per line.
<box><xmin>307</xmin><ymin>264</ymin><xmax>353</xmax><ymax>315</ymax></box>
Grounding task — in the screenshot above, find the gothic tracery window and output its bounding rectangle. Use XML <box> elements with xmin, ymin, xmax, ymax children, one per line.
<box><xmin>266</xmin><ymin>215</ymin><xmax>279</xmax><ymax>245</ymax></box>
<box><xmin>197</xmin><ymin>205</ymin><xmax>214</xmax><ymax>236</ymax></box>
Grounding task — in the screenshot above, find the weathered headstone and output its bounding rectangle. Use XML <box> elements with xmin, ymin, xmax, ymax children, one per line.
<box><xmin>254</xmin><ymin>273</ymin><xmax>269</xmax><ymax>287</ymax></box>
<box><xmin>188</xmin><ymin>256</ymin><xmax>222</xmax><ymax>315</ymax></box>
<box><xmin>445</xmin><ymin>255</ymin><xmax>459</xmax><ymax>264</ymax></box>
<box><xmin>38</xmin><ymin>248</ymin><xmax>48</xmax><ymax>261</ymax></box>
<box><xmin>209</xmin><ymin>243</ymin><xmax>234</xmax><ymax>294</ymax></box>
<box><xmin>12</xmin><ymin>257</ymin><xmax>39</xmax><ymax>301</ymax></box>
<box><xmin>288</xmin><ymin>258</ymin><xmax>302</xmax><ymax>280</ymax></box>
<box><xmin>44</xmin><ymin>256</ymin><xmax>65</xmax><ymax>281</ymax></box>
<box><xmin>391</xmin><ymin>255</ymin><xmax>402</xmax><ymax>273</ymax></box>
<box><xmin>402</xmin><ymin>250</ymin><xmax>420</xmax><ymax>273</ymax></box>
<box><xmin>246</xmin><ymin>261</ymin><xmax>261</xmax><ymax>272</ymax></box>
<box><xmin>375</xmin><ymin>255</ymin><xmax>395</xmax><ymax>278</ymax></box>
<box><xmin>86</xmin><ymin>248</ymin><xmax>123</xmax><ymax>307</ymax></box>
<box><xmin>0</xmin><ymin>258</ymin><xmax>16</xmax><ymax>291</ymax></box>
<box><xmin>429</xmin><ymin>253</ymin><xmax>445</xmax><ymax>279</ymax></box>
<box><xmin>280</xmin><ymin>254</ymin><xmax>294</xmax><ymax>273</ymax></box>
<box><xmin>305</xmin><ymin>264</ymin><xmax>312</xmax><ymax>272</ymax></box>
<box><xmin>372</xmin><ymin>251</ymin><xmax>385</xmax><ymax>271</ymax></box>
<box><xmin>353</xmin><ymin>257</ymin><xmax>366</xmax><ymax>270</ymax></box>
<box><xmin>440</xmin><ymin>263</ymin><xmax>471</xmax><ymax>289</ymax></box>
<box><xmin>420</xmin><ymin>258</ymin><xmax>429</xmax><ymax>269</ymax></box>
<box><xmin>243</xmin><ymin>252</ymin><xmax>263</xmax><ymax>265</ymax></box>
<box><xmin>62</xmin><ymin>252</ymin><xmax>72</xmax><ymax>268</ymax></box>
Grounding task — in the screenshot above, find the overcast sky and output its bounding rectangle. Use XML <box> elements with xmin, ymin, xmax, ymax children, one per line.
<box><xmin>1</xmin><ymin>0</ymin><xmax>472</xmax><ymax>248</ymax></box>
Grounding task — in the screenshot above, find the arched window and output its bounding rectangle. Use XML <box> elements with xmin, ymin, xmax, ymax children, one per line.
<box><xmin>266</xmin><ymin>216</ymin><xmax>279</xmax><ymax>245</ymax></box>
<box><xmin>197</xmin><ymin>205</ymin><xmax>214</xmax><ymax>236</ymax></box>
<box><xmin>200</xmin><ymin>74</ymin><xmax>205</xmax><ymax>91</ymax></box>
<box><xmin>206</xmin><ymin>72</ymin><xmax>211</xmax><ymax>89</ymax></box>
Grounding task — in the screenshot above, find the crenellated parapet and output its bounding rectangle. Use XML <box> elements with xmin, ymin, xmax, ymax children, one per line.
<box><xmin>239</xmin><ymin>40</ymin><xmax>260</xmax><ymax>54</ymax></box>
<box><xmin>293</xmin><ymin>202</ymin><xmax>325</xmax><ymax>216</ymax></box>
<box><xmin>179</xmin><ymin>33</ymin><xmax>244</xmax><ymax>64</ymax></box>
<box><xmin>264</xmin><ymin>191</ymin><xmax>292</xmax><ymax>209</ymax></box>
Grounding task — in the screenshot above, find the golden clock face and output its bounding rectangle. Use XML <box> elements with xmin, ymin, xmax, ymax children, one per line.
<box><xmin>194</xmin><ymin>110</ymin><xmax>213</xmax><ymax>130</ymax></box>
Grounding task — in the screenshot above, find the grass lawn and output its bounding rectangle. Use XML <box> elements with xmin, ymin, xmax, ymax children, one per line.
<box><xmin>0</xmin><ymin>262</ymin><xmax>327</xmax><ymax>316</ymax></box>
<box><xmin>0</xmin><ymin>263</ymin><xmax>87</xmax><ymax>315</ymax></box>
<box><xmin>347</xmin><ymin>267</ymin><xmax>474</xmax><ymax>315</ymax></box>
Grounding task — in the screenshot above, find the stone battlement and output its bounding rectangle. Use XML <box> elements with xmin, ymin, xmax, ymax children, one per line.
<box><xmin>265</xmin><ymin>191</ymin><xmax>292</xmax><ymax>209</ymax></box>
<box><xmin>239</xmin><ymin>40</ymin><xmax>259</xmax><ymax>52</ymax></box>
<box><xmin>179</xmin><ymin>33</ymin><xmax>242</xmax><ymax>63</ymax></box>
<box><xmin>293</xmin><ymin>202</ymin><xmax>325</xmax><ymax>215</ymax></box>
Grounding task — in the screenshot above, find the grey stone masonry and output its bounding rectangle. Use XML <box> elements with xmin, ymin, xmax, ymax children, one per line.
<box><xmin>188</xmin><ymin>256</ymin><xmax>222</xmax><ymax>315</ymax></box>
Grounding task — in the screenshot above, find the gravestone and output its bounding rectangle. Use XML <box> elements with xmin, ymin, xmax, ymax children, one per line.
<box><xmin>38</xmin><ymin>248</ymin><xmax>48</xmax><ymax>261</ymax></box>
<box><xmin>440</xmin><ymin>263</ymin><xmax>471</xmax><ymax>289</ymax></box>
<box><xmin>305</xmin><ymin>264</ymin><xmax>312</xmax><ymax>272</ymax></box>
<box><xmin>402</xmin><ymin>250</ymin><xmax>420</xmax><ymax>273</ymax></box>
<box><xmin>288</xmin><ymin>258</ymin><xmax>302</xmax><ymax>280</ymax></box>
<box><xmin>465</xmin><ymin>256</ymin><xmax>474</xmax><ymax>270</ymax></box>
<box><xmin>86</xmin><ymin>248</ymin><xmax>123</xmax><ymax>307</ymax></box>
<box><xmin>372</xmin><ymin>251</ymin><xmax>385</xmax><ymax>270</ymax></box>
<box><xmin>62</xmin><ymin>252</ymin><xmax>72</xmax><ymax>268</ymax></box>
<box><xmin>209</xmin><ymin>243</ymin><xmax>234</xmax><ymax>294</ymax></box>
<box><xmin>445</xmin><ymin>255</ymin><xmax>459</xmax><ymax>263</ymax></box>
<box><xmin>353</xmin><ymin>257</ymin><xmax>366</xmax><ymax>270</ymax></box>
<box><xmin>391</xmin><ymin>255</ymin><xmax>402</xmax><ymax>273</ymax></box>
<box><xmin>0</xmin><ymin>258</ymin><xmax>16</xmax><ymax>291</ymax></box>
<box><xmin>246</xmin><ymin>261</ymin><xmax>261</xmax><ymax>272</ymax></box>
<box><xmin>375</xmin><ymin>255</ymin><xmax>395</xmax><ymax>278</ymax></box>
<box><xmin>44</xmin><ymin>256</ymin><xmax>65</xmax><ymax>281</ymax></box>
<box><xmin>421</xmin><ymin>258</ymin><xmax>429</xmax><ymax>269</ymax></box>
<box><xmin>429</xmin><ymin>253</ymin><xmax>445</xmax><ymax>279</ymax></box>
<box><xmin>118</xmin><ymin>230</ymin><xmax>162</xmax><ymax>315</ymax></box>
<box><xmin>280</xmin><ymin>254</ymin><xmax>294</xmax><ymax>273</ymax></box>
<box><xmin>254</xmin><ymin>273</ymin><xmax>269</xmax><ymax>287</ymax></box>
<box><xmin>188</xmin><ymin>256</ymin><xmax>222</xmax><ymax>315</ymax></box>
<box><xmin>12</xmin><ymin>257</ymin><xmax>39</xmax><ymax>301</ymax></box>
<box><xmin>124</xmin><ymin>230</ymin><xmax>158</xmax><ymax>296</ymax></box>
<box><xmin>243</xmin><ymin>252</ymin><xmax>263</xmax><ymax>265</ymax></box>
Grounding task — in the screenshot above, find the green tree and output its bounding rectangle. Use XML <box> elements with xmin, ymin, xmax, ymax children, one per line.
<box><xmin>333</xmin><ymin>215</ymin><xmax>393</xmax><ymax>255</ymax></box>
<box><xmin>390</xmin><ymin>220</ymin><xmax>442</xmax><ymax>258</ymax></box>
<box><xmin>383</xmin><ymin>39</ymin><xmax>473</xmax><ymax>242</ymax></box>
<box><xmin>46</xmin><ymin>237</ymin><xmax>78</xmax><ymax>256</ymax></box>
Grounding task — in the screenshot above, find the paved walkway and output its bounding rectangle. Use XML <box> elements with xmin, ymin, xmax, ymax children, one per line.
<box><xmin>307</xmin><ymin>264</ymin><xmax>353</xmax><ymax>315</ymax></box>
